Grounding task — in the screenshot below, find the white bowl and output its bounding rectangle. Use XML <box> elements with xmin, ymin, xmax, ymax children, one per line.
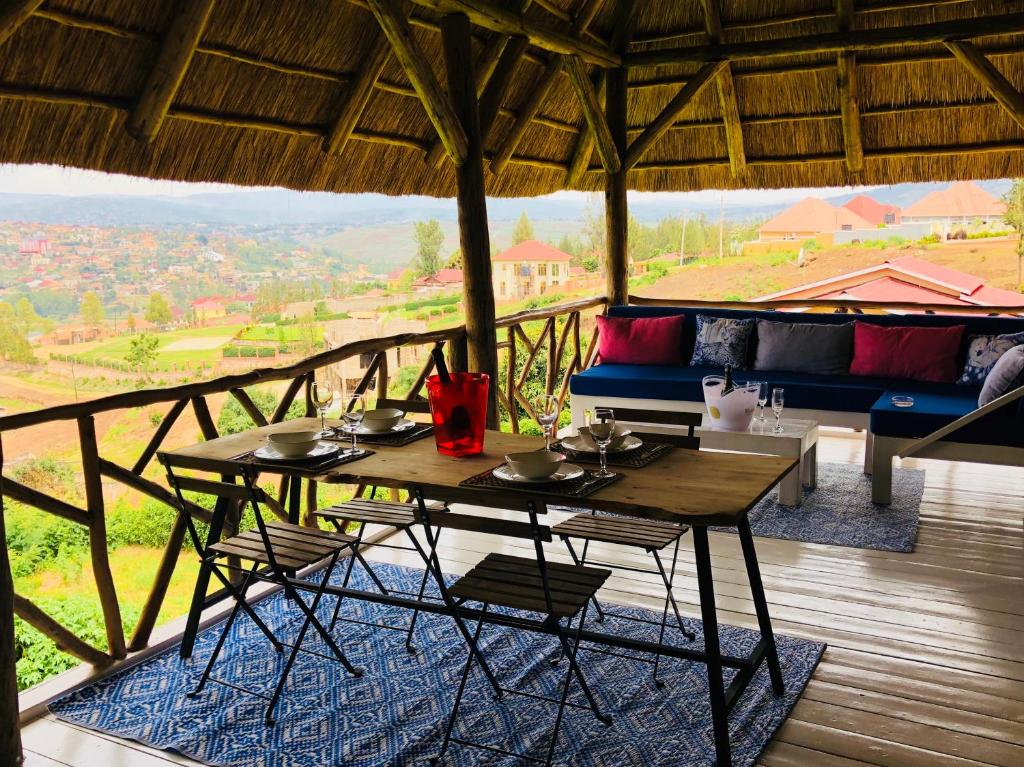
<box><xmin>579</xmin><ymin>424</ymin><xmax>633</xmax><ymax>452</ymax></box>
<box><xmin>505</xmin><ymin>450</ymin><xmax>566</xmax><ymax>480</ymax></box>
<box><xmin>267</xmin><ymin>430</ymin><xmax>321</xmax><ymax>458</ymax></box>
<box><xmin>361</xmin><ymin>407</ymin><xmax>404</xmax><ymax>432</ymax></box>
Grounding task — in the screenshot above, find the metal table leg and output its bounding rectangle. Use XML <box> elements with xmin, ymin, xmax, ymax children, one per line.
<box><xmin>692</xmin><ymin>526</ymin><xmax>732</xmax><ymax>767</ymax></box>
<box><xmin>738</xmin><ymin>516</ymin><xmax>784</xmax><ymax>694</ymax></box>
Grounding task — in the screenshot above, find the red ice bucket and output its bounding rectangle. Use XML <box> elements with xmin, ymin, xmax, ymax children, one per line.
<box><xmin>425</xmin><ymin>372</ymin><xmax>489</xmax><ymax>457</ymax></box>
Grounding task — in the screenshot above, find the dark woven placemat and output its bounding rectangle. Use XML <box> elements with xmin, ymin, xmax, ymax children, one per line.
<box><xmin>231</xmin><ymin>446</ymin><xmax>374</xmax><ymax>475</ymax></box>
<box><xmin>552</xmin><ymin>440</ymin><xmax>674</xmax><ymax>468</ymax></box>
<box><xmin>327</xmin><ymin>423</ymin><xmax>434</xmax><ymax>447</ymax></box>
<box><xmin>460</xmin><ymin>465</ymin><xmax>622</xmax><ymax>499</ymax></box>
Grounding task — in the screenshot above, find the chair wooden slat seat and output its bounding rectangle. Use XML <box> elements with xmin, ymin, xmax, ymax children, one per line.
<box><xmin>209</xmin><ymin>521</ymin><xmax>354</xmax><ymax>569</ymax></box>
<box><xmin>551</xmin><ymin>513</ymin><xmax>686</xmax><ymax>550</ymax></box>
<box><xmin>450</xmin><ymin>552</ymin><xmax>611</xmax><ymax>618</ymax></box>
<box><xmin>315</xmin><ymin>498</ymin><xmax>444</xmax><ymax>529</ymax></box>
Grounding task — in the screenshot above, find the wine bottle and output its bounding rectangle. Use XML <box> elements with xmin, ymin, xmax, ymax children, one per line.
<box><xmin>723</xmin><ymin>363</ymin><xmax>735</xmax><ymax>396</ymax></box>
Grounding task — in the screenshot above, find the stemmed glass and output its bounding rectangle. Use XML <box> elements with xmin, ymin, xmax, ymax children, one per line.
<box><xmin>534</xmin><ymin>394</ymin><xmax>559</xmax><ymax>451</ymax></box>
<box><xmin>343</xmin><ymin>393</ymin><xmax>366</xmax><ymax>452</ymax></box>
<box><xmin>311</xmin><ymin>380</ymin><xmax>334</xmax><ymax>438</ymax></box>
<box><xmin>756</xmin><ymin>382</ymin><xmax>769</xmax><ymax>426</ymax></box>
<box><xmin>771</xmin><ymin>387</ymin><xmax>785</xmax><ymax>434</ymax></box>
<box><xmin>586</xmin><ymin>407</ymin><xmax>616</xmax><ymax>478</ymax></box>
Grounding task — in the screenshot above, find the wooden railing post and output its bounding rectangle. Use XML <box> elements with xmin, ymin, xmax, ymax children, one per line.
<box><xmin>604</xmin><ymin>66</ymin><xmax>629</xmax><ymax>306</ymax></box>
<box><xmin>78</xmin><ymin>416</ymin><xmax>127</xmax><ymax>660</ymax></box>
<box><xmin>0</xmin><ymin>435</ymin><xmax>23</xmax><ymax>766</ymax></box>
<box><xmin>506</xmin><ymin>325</ymin><xmax>518</xmax><ymax>432</ymax></box>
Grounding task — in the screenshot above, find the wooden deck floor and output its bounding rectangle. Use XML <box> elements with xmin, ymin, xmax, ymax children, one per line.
<box><xmin>20</xmin><ymin>433</ymin><xmax>1024</xmax><ymax>767</ymax></box>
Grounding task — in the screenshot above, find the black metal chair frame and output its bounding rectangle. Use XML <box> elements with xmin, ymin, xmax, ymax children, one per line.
<box><xmin>160</xmin><ymin>455</ymin><xmax>363</xmax><ymax>726</ymax></box>
<box><xmin>412</xmin><ymin>489</ymin><xmax>612</xmax><ymax>767</ymax></box>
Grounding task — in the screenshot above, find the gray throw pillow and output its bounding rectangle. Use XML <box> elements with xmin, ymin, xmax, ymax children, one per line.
<box><xmin>754</xmin><ymin>320</ymin><xmax>854</xmax><ymax>375</ymax></box>
<box><xmin>689</xmin><ymin>315</ymin><xmax>754</xmax><ymax>369</ymax></box>
<box><xmin>979</xmin><ymin>345</ymin><xmax>1024</xmax><ymax>406</ymax></box>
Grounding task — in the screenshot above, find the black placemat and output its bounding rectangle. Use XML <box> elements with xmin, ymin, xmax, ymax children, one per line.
<box><xmin>460</xmin><ymin>465</ymin><xmax>622</xmax><ymax>499</ymax></box>
<box><xmin>230</xmin><ymin>446</ymin><xmax>374</xmax><ymax>475</ymax></box>
<box><xmin>326</xmin><ymin>423</ymin><xmax>434</xmax><ymax>447</ymax></box>
<box><xmin>552</xmin><ymin>439</ymin><xmax>674</xmax><ymax>468</ymax></box>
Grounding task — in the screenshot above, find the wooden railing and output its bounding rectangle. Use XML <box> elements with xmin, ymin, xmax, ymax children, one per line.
<box><xmin>0</xmin><ymin>296</ymin><xmax>607</xmax><ymax>670</ymax></box>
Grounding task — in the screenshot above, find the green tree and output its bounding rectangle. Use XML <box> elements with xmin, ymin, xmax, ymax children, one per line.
<box><xmin>445</xmin><ymin>249</ymin><xmax>462</xmax><ymax>269</ymax></box>
<box><xmin>144</xmin><ymin>292</ymin><xmax>172</xmax><ymax>325</ymax></box>
<box><xmin>218</xmin><ymin>387</ymin><xmax>306</xmax><ymax>435</ymax></box>
<box><xmin>1004</xmin><ymin>179</ymin><xmax>1024</xmax><ymax>289</ymax></box>
<box><xmin>14</xmin><ymin>298</ymin><xmax>42</xmax><ymax>334</ymax></box>
<box><xmin>413</xmin><ymin>219</ymin><xmax>445</xmax><ymax>277</ymax></box>
<box><xmin>80</xmin><ymin>291</ymin><xmax>104</xmax><ymax>326</ymax></box>
<box><xmin>512</xmin><ymin>212</ymin><xmax>535</xmax><ymax>244</ymax></box>
<box><xmin>125</xmin><ymin>332</ymin><xmax>159</xmax><ymax>372</ymax></box>
<box><xmin>0</xmin><ymin>301</ymin><xmax>35</xmax><ymax>363</ymax></box>
<box><xmin>126</xmin><ymin>314</ymin><xmax>137</xmax><ymax>333</ymax></box>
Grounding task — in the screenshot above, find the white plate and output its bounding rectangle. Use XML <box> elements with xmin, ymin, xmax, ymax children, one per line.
<box><xmin>339</xmin><ymin>418</ymin><xmax>417</xmax><ymax>435</ymax></box>
<box><xmin>492</xmin><ymin>463</ymin><xmax>585</xmax><ymax>484</ymax></box>
<box><xmin>253</xmin><ymin>442</ymin><xmax>340</xmax><ymax>462</ymax></box>
<box><xmin>560</xmin><ymin>434</ymin><xmax>643</xmax><ymax>454</ymax></box>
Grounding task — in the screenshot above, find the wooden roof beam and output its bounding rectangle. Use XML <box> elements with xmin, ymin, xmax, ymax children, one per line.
<box><xmin>0</xmin><ymin>0</ymin><xmax>44</xmax><ymax>47</ymax></box>
<box><xmin>366</xmin><ymin>0</ymin><xmax>468</xmax><ymax>165</ymax></box>
<box><xmin>490</xmin><ymin>0</ymin><xmax>605</xmax><ymax>176</ymax></box>
<box><xmin>945</xmin><ymin>40</ymin><xmax>1024</xmax><ymax>132</ymax></box>
<box><xmin>626</xmin><ymin>12</ymin><xmax>1024</xmax><ymax>67</ymax></box>
<box><xmin>699</xmin><ymin>0</ymin><xmax>745</xmax><ymax>177</ymax></box>
<box><xmin>323</xmin><ymin>33</ymin><xmax>391</xmax><ymax>155</ymax></box>
<box><xmin>836</xmin><ymin>0</ymin><xmax>864</xmax><ymax>175</ymax></box>
<box><xmin>565</xmin><ymin>55</ymin><xmax>620</xmax><ymax>173</ymax></box>
<box><xmin>407</xmin><ymin>0</ymin><xmax>619</xmax><ymax>67</ymax></box>
<box><xmin>127</xmin><ymin>0</ymin><xmax>216</xmax><ymax>143</ymax></box>
<box><xmin>624</xmin><ymin>60</ymin><xmax>725</xmax><ymax>170</ymax></box>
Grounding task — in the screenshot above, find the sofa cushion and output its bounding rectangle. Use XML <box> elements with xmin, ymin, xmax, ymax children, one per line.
<box><xmin>850</xmin><ymin>322</ymin><xmax>964</xmax><ymax>383</ymax></box>
<box><xmin>754</xmin><ymin>319</ymin><xmax>853</xmax><ymax>375</ymax></box>
<box><xmin>958</xmin><ymin>332</ymin><xmax>1024</xmax><ymax>385</ymax></box>
<box><xmin>979</xmin><ymin>345</ymin><xmax>1024</xmax><ymax>406</ymax></box>
<box><xmin>596</xmin><ymin>314</ymin><xmax>684</xmax><ymax>365</ymax></box>
<box><xmin>689</xmin><ymin>315</ymin><xmax>754</xmax><ymax>369</ymax></box>
<box><xmin>870</xmin><ymin>388</ymin><xmax>1024</xmax><ymax>448</ymax></box>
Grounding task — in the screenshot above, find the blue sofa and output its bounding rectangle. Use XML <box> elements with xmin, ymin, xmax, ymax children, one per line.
<box><xmin>569</xmin><ymin>305</ymin><xmax>1024</xmax><ymax>503</ymax></box>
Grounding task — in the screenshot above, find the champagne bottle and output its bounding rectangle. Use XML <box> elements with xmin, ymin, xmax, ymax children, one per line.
<box><xmin>723</xmin><ymin>363</ymin><xmax>735</xmax><ymax>396</ymax></box>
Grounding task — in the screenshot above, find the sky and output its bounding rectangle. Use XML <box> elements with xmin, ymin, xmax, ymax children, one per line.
<box><xmin>0</xmin><ymin>163</ymin><xmax>878</xmax><ymax>208</ymax></box>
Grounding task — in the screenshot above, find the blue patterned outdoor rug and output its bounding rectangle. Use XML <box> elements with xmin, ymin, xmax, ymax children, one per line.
<box><xmin>743</xmin><ymin>462</ymin><xmax>925</xmax><ymax>553</ymax></box>
<box><xmin>51</xmin><ymin>562</ymin><xmax>824</xmax><ymax>767</ymax></box>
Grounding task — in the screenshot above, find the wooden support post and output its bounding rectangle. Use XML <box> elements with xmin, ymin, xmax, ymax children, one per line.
<box><xmin>0</xmin><ymin>0</ymin><xmax>43</xmax><ymax>47</ymax></box>
<box><xmin>442</xmin><ymin>12</ymin><xmax>499</xmax><ymax>427</ymax></box>
<box><xmin>449</xmin><ymin>331</ymin><xmax>469</xmax><ymax>373</ymax></box>
<box><xmin>546</xmin><ymin>316</ymin><xmax>558</xmax><ymax>396</ymax></box>
<box><xmin>127</xmin><ymin>0</ymin><xmax>216</xmax><ymax>142</ymax></box>
<box><xmin>506</xmin><ymin>326</ymin><xmax>518</xmax><ymax>432</ymax></box>
<box><xmin>836</xmin><ymin>0</ymin><xmax>864</xmax><ymax>175</ymax></box>
<box><xmin>946</xmin><ymin>40</ymin><xmax>1024</xmax><ymax>131</ymax></box>
<box><xmin>323</xmin><ymin>32</ymin><xmax>390</xmax><ymax>155</ymax></box>
<box><xmin>78</xmin><ymin>416</ymin><xmax>127</xmax><ymax>660</ymax></box>
<box><xmin>700</xmin><ymin>0</ymin><xmax>746</xmax><ymax>177</ymax></box>
<box><xmin>564</xmin><ymin>55</ymin><xmax>621</xmax><ymax>174</ymax></box>
<box><xmin>368</xmin><ymin>0</ymin><xmax>469</xmax><ymax>165</ymax></box>
<box><xmin>0</xmin><ymin>435</ymin><xmax>23</xmax><ymax>766</ymax></box>
<box><xmin>604</xmin><ymin>67</ymin><xmax>629</xmax><ymax>307</ymax></box>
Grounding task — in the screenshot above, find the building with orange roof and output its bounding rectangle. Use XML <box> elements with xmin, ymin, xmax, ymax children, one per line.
<box><xmin>900</xmin><ymin>181</ymin><xmax>1007</xmax><ymax>236</ymax></box>
<box><xmin>758</xmin><ymin>197</ymin><xmax>874</xmax><ymax>241</ymax></box>
<box><xmin>842</xmin><ymin>195</ymin><xmax>901</xmax><ymax>227</ymax></box>
<box><xmin>412</xmin><ymin>268</ymin><xmax>464</xmax><ymax>292</ymax></box>
<box><xmin>492</xmin><ymin>240</ymin><xmax>572</xmax><ymax>300</ymax></box>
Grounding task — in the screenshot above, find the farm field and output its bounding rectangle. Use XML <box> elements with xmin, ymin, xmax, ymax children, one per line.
<box><xmin>44</xmin><ymin>324</ymin><xmax>247</xmax><ymax>371</ymax></box>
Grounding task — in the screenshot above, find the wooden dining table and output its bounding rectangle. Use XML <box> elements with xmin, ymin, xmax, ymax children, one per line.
<box><xmin>164</xmin><ymin>417</ymin><xmax>796</xmax><ymax>767</ymax></box>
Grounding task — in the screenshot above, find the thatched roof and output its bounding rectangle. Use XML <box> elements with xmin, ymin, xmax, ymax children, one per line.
<box><xmin>1</xmin><ymin>0</ymin><xmax>1023</xmax><ymax>197</ymax></box>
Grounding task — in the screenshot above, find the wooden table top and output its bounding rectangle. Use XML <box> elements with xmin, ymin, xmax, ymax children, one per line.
<box><xmin>164</xmin><ymin>418</ymin><xmax>796</xmax><ymax>526</ymax></box>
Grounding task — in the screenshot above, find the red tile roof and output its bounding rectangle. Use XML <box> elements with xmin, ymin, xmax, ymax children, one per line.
<box><xmin>901</xmin><ymin>181</ymin><xmax>1007</xmax><ymax>219</ymax></box>
<box><xmin>842</xmin><ymin>195</ymin><xmax>901</xmax><ymax>226</ymax></box>
<box><xmin>493</xmin><ymin>240</ymin><xmax>572</xmax><ymax>262</ymax></box>
<box><xmin>759</xmin><ymin>197</ymin><xmax>874</xmax><ymax>235</ymax></box>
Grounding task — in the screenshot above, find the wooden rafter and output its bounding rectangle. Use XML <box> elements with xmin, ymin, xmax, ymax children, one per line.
<box><xmin>946</xmin><ymin>40</ymin><xmax>1024</xmax><ymax>131</ymax></box>
<box><xmin>699</xmin><ymin>0</ymin><xmax>745</xmax><ymax>177</ymax></box>
<box><xmin>0</xmin><ymin>0</ymin><xmax>43</xmax><ymax>46</ymax></box>
<box><xmin>626</xmin><ymin>12</ymin><xmax>1024</xmax><ymax>67</ymax></box>
<box><xmin>323</xmin><ymin>32</ymin><xmax>391</xmax><ymax>155</ymax></box>
<box><xmin>126</xmin><ymin>0</ymin><xmax>216</xmax><ymax>143</ymax></box>
<box><xmin>366</xmin><ymin>0</ymin><xmax>468</xmax><ymax>165</ymax></box>
<box><xmin>564</xmin><ymin>55</ymin><xmax>620</xmax><ymax>174</ymax></box>
<box><xmin>624</xmin><ymin>60</ymin><xmax>725</xmax><ymax>170</ymax></box>
<box><xmin>406</xmin><ymin>0</ymin><xmax>619</xmax><ymax>67</ymax></box>
<box><xmin>836</xmin><ymin>1</ymin><xmax>864</xmax><ymax>174</ymax></box>
<box><xmin>490</xmin><ymin>0</ymin><xmax>605</xmax><ymax>176</ymax></box>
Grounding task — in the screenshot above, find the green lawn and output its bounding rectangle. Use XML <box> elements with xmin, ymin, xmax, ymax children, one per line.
<box><xmin>236</xmin><ymin>323</ymin><xmax>324</xmax><ymax>343</ymax></box>
<box><xmin>64</xmin><ymin>324</ymin><xmax>246</xmax><ymax>371</ymax></box>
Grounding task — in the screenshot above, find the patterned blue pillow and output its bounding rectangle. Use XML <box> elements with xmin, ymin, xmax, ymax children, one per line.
<box><xmin>690</xmin><ymin>315</ymin><xmax>754</xmax><ymax>368</ymax></box>
<box><xmin>958</xmin><ymin>331</ymin><xmax>1024</xmax><ymax>385</ymax></box>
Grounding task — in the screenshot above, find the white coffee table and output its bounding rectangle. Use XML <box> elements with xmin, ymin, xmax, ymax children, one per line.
<box><xmin>694</xmin><ymin>418</ymin><xmax>819</xmax><ymax>506</ymax></box>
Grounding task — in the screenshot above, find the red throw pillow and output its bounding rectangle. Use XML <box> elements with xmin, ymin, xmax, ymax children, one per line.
<box><xmin>849</xmin><ymin>322</ymin><xmax>965</xmax><ymax>383</ymax></box>
<box><xmin>597</xmin><ymin>314</ymin><xmax>684</xmax><ymax>365</ymax></box>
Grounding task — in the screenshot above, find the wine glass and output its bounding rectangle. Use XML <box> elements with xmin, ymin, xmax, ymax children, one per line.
<box><xmin>771</xmin><ymin>387</ymin><xmax>784</xmax><ymax>434</ymax></box>
<box><xmin>343</xmin><ymin>393</ymin><xmax>366</xmax><ymax>452</ymax></box>
<box><xmin>534</xmin><ymin>394</ymin><xmax>559</xmax><ymax>451</ymax></box>
<box><xmin>756</xmin><ymin>382</ymin><xmax>769</xmax><ymax>425</ymax></box>
<box><xmin>586</xmin><ymin>407</ymin><xmax>615</xmax><ymax>479</ymax></box>
<box><xmin>311</xmin><ymin>380</ymin><xmax>334</xmax><ymax>438</ymax></box>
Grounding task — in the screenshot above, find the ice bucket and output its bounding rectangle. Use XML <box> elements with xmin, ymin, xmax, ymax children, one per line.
<box><xmin>702</xmin><ymin>375</ymin><xmax>760</xmax><ymax>432</ymax></box>
<box><xmin>425</xmin><ymin>372</ymin><xmax>489</xmax><ymax>456</ymax></box>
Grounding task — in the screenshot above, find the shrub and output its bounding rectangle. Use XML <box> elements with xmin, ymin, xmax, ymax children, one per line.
<box><xmin>257</xmin><ymin>347</ymin><xmax>276</xmax><ymax>358</ymax></box>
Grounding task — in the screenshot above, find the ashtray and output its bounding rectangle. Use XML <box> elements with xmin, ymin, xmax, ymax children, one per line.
<box><xmin>890</xmin><ymin>395</ymin><xmax>915</xmax><ymax>408</ymax></box>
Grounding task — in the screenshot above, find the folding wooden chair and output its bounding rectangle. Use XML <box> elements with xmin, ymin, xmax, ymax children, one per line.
<box><xmin>160</xmin><ymin>454</ymin><xmax>363</xmax><ymax>726</ymax></box>
<box><xmin>552</xmin><ymin>408</ymin><xmax>702</xmax><ymax>685</ymax></box>
<box><xmin>413</xmin><ymin>490</ymin><xmax>613</xmax><ymax>767</ymax></box>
